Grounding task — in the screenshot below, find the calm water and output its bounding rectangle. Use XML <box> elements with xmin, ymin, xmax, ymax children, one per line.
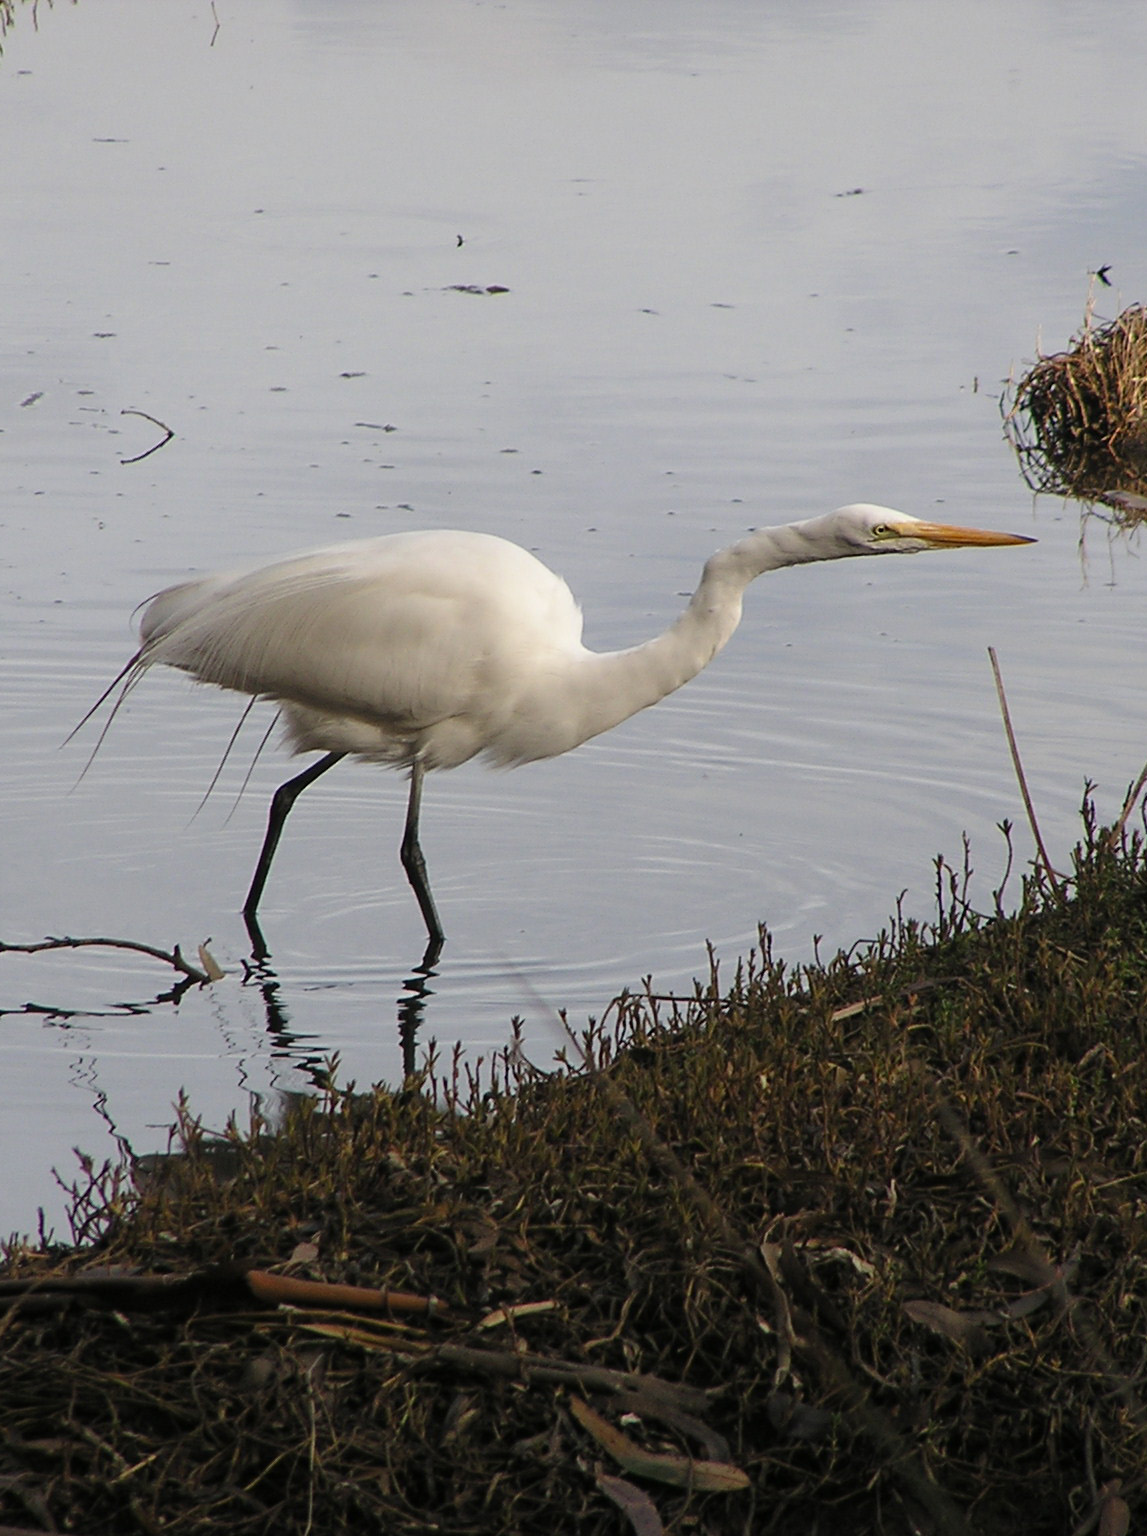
<box><xmin>3</xmin><ymin>0</ymin><xmax>1147</xmax><ymax>1240</ymax></box>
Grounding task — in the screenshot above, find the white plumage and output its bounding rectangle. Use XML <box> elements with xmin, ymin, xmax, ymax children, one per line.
<box><xmin>91</xmin><ymin>504</ymin><xmax>1033</xmax><ymax>950</ymax></box>
<box><xmin>138</xmin><ymin>530</ymin><xmax>589</xmax><ymax>770</ymax></box>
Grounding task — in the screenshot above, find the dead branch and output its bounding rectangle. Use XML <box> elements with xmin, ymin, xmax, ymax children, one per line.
<box><xmin>988</xmin><ymin>646</ymin><xmax>1065</xmax><ymax>894</ymax></box>
<box><xmin>0</xmin><ymin>935</ymin><xmax>212</xmax><ymax>985</ymax></box>
<box><xmin>120</xmin><ymin>409</ymin><xmax>174</xmax><ymax>465</ymax></box>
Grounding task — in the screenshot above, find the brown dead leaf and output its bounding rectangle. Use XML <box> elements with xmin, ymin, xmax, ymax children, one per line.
<box><xmin>1098</xmin><ymin>1481</ymin><xmax>1130</xmax><ymax>1536</ymax></box>
<box><xmin>612</xmin><ymin>1388</ymin><xmax>730</xmax><ymax>1463</ymax></box>
<box><xmin>766</xmin><ymin>1391</ymin><xmax>833</xmax><ymax>1443</ymax></box>
<box><xmin>987</xmin><ymin>1244</ymin><xmax>1054</xmax><ymax>1286</ymax></box>
<box><xmin>903</xmin><ymin>1300</ymin><xmax>997</xmax><ymax>1352</ymax></box>
<box><xmin>477</xmin><ymin>1300</ymin><xmax>558</xmax><ymax>1330</ymax></box>
<box><xmin>197</xmin><ymin>943</ymin><xmax>225</xmax><ymax>981</ymax></box>
<box><xmin>595</xmin><ymin>1471</ymin><xmax>665</xmax><ymax>1535</ymax></box>
<box><xmin>460</xmin><ymin>1216</ymin><xmax>500</xmax><ymax>1257</ymax></box>
<box><xmin>1003</xmin><ymin>1288</ymin><xmax>1052</xmax><ymax>1320</ymax></box>
<box><xmin>758</xmin><ymin>1241</ymin><xmax>795</xmax><ymax>1384</ymax></box>
<box><xmin>569</xmin><ymin>1396</ymin><xmax>749</xmax><ymax>1492</ymax></box>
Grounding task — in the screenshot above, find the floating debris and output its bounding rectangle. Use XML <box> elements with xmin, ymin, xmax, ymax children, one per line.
<box><xmin>1004</xmin><ymin>300</ymin><xmax>1147</xmax><ymax>518</ymax></box>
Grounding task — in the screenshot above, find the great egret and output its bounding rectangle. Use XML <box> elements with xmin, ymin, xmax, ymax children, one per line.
<box><xmin>91</xmin><ymin>504</ymin><xmax>1032</xmax><ymax>947</ymax></box>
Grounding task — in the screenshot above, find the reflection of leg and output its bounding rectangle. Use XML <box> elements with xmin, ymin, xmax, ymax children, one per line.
<box><xmin>398</xmin><ymin>942</ymin><xmax>441</xmax><ymax>1077</ymax></box>
<box><xmin>400</xmin><ymin>758</ymin><xmax>445</xmax><ymax>949</ymax></box>
<box><xmin>244</xmin><ymin>906</ymin><xmax>272</xmax><ymax>963</ymax></box>
<box><xmin>243</xmin><ymin>751</ymin><xmax>345</xmax><ymax>920</ymax></box>
<box><xmin>244</xmin><ymin>944</ymin><xmax>350</xmax><ymax>1084</ymax></box>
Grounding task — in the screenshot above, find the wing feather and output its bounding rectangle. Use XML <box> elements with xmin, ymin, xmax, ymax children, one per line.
<box><xmin>138</xmin><ymin>531</ymin><xmax>585</xmax><ymax>746</ymax></box>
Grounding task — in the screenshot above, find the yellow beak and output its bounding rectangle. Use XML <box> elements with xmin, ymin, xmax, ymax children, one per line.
<box><xmin>905</xmin><ymin>521</ymin><xmax>1035</xmax><ymax>548</ymax></box>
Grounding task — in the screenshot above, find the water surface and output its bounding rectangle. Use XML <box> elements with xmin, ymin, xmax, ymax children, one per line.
<box><xmin>4</xmin><ymin>0</ymin><xmax>1147</xmax><ymax>1239</ymax></box>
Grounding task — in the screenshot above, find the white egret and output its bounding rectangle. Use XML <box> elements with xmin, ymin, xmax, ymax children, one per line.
<box><xmin>92</xmin><ymin>504</ymin><xmax>1032</xmax><ymax>947</ymax></box>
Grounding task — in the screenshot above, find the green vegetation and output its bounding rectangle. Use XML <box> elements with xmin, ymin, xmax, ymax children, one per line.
<box><xmin>2</xmin><ymin>809</ymin><xmax>1146</xmax><ymax>1534</ymax></box>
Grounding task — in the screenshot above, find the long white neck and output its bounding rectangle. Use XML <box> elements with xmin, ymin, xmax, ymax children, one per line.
<box><xmin>554</xmin><ymin>515</ymin><xmax>849</xmax><ymax>751</ymax></box>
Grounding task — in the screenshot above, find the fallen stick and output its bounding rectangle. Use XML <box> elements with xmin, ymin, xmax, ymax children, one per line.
<box><xmin>0</xmin><ymin>934</ymin><xmax>212</xmax><ymax>985</ymax></box>
<box><xmin>0</xmin><ymin>1264</ymin><xmax>445</xmax><ymax>1319</ymax></box>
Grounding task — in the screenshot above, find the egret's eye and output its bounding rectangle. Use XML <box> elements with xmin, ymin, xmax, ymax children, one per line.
<box><xmin>871</xmin><ymin>523</ymin><xmax>893</xmax><ymax>538</ymax></box>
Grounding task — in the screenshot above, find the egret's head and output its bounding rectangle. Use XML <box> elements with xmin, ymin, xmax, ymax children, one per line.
<box><xmin>831</xmin><ymin>503</ymin><xmax>1035</xmax><ymax>555</ymax></box>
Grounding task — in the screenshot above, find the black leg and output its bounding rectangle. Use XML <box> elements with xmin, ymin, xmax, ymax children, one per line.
<box><xmin>243</xmin><ymin>751</ymin><xmax>345</xmax><ymax>920</ymax></box>
<box><xmin>399</xmin><ymin>758</ymin><xmax>445</xmax><ymax>950</ymax></box>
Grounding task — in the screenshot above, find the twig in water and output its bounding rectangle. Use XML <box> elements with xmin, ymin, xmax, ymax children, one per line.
<box><xmin>987</xmin><ymin>646</ymin><xmax>1064</xmax><ymax>894</ymax></box>
<box><xmin>120</xmin><ymin>409</ymin><xmax>174</xmax><ymax>465</ymax></box>
<box><xmin>0</xmin><ymin>934</ymin><xmax>213</xmax><ymax>985</ymax></box>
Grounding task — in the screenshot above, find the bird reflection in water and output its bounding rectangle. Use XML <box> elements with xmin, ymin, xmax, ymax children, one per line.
<box><xmin>243</xmin><ymin>908</ymin><xmax>441</xmax><ymax>1080</ymax></box>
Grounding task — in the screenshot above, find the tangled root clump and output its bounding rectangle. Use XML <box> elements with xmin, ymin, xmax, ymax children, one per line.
<box><xmin>1004</xmin><ymin>299</ymin><xmax>1147</xmax><ymax>518</ymax></box>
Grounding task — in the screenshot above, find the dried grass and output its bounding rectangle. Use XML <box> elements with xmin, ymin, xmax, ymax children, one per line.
<box><xmin>1004</xmin><ymin>299</ymin><xmax>1147</xmax><ymax>518</ymax></box>
<box><xmin>3</xmin><ymin>811</ymin><xmax>1147</xmax><ymax>1534</ymax></box>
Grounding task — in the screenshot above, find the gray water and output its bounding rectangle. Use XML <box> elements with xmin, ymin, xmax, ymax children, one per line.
<box><xmin>3</xmin><ymin>0</ymin><xmax>1147</xmax><ymax>1241</ymax></box>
